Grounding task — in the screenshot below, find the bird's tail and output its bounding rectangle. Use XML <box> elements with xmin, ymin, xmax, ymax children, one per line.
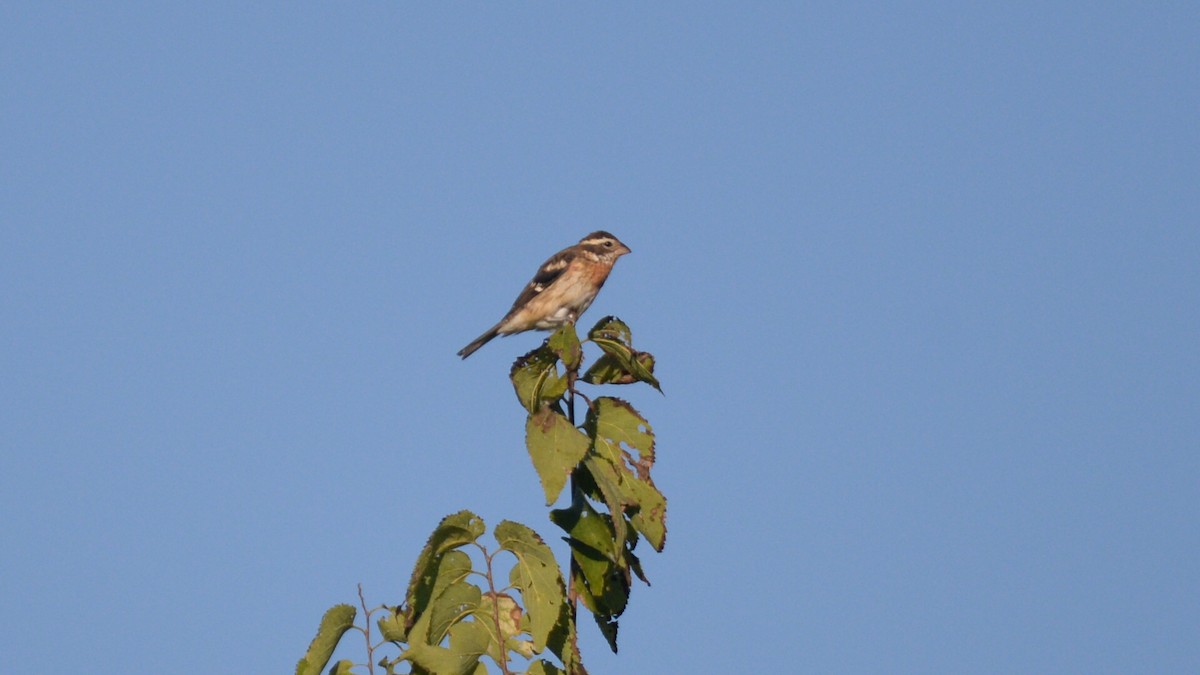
<box><xmin>457</xmin><ymin>324</ymin><xmax>501</xmax><ymax>359</ymax></box>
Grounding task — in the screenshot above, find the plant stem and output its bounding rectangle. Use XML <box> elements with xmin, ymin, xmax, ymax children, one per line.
<box><xmin>565</xmin><ymin>345</ymin><xmax>582</xmax><ymax>616</ymax></box>
<box><xmin>567</xmin><ymin>369</ymin><xmax>576</xmax><ymax>426</ymax></box>
<box><xmin>357</xmin><ymin>583</ymin><xmax>375</xmax><ymax>675</ymax></box>
<box><xmin>482</xmin><ymin>548</ymin><xmax>514</xmax><ymax>675</ymax></box>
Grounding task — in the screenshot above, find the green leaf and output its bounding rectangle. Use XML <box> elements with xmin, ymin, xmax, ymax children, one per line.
<box><xmin>404</xmin><ymin>640</ymin><xmax>459</xmax><ymax>674</ymax></box>
<box><xmin>586</xmin><ymin>317</ymin><xmax>661</xmax><ymax>392</ymax></box>
<box><xmin>583</xmin><ymin>398</ymin><xmax>667</xmax><ymax>550</ymax></box>
<box><xmin>627</xmin><ymin>547</ymin><xmax>650</xmax><ymax>586</ymax></box>
<box><xmin>428</xmin><ymin>581</ymin><xmax>483</xmax><ymax>645</ymax></box>
<box><xmin>511</xmin><ymin>347</ymin><xmax>568</xmax><ymax>413</ymax></box>
<box><xmin>403</xmin><ymin>606</ymin><xmax>433</xmax><ymax>649</ymax></box>
<box><xmin>407</xmin><ymin>512</ymin><xmax>487</xmax><ymax>622</ymax></box>
<box><xmin>525</xmin><ymin>408</ymin><xmax>590</xmax><ymax>505</ymax></box>
<box><xmin>625</xmin><ymin>477</ymin><xmax>667</xmax><ymax>552</ymax></box>
<box><xmin>403</xmin><ymin>619</ymin><xmax>490</xmax><ymax>675</ymax></box>
<box><xmin>583</xmin><ymin>456</ymin><xmax>667</xmax><ymax>553</ymax></box>
<box><xmin>295</xmin><ymin>604</ymin><xmax>356</xmax><ymax>675</ymax></box>
<box><xmin>559</xmin><ymin>462</ymin><xmax>657</xmax><ymax>616</ymax></box>
<box><xmin>579</xmin><ymin>353</ymin><xmax>623</xmax><ymax>385</ymax></box>
<box><xmin>570</xmin><ymin>538</ymin><xmax>629</xmax><ymax>621</ymax></box>
<box><xmin>427</xmin><ymin>551</ymin><xmax>475</xmax><ymax>613</ymax></box>
<box><xmin>527</xmin><ymin>659</ymin><xmax>566</xmax><ymax>675</ymax></box>
<box><xmin>403</xmin><ymin>550</ymin><xmax>482</xmax><ymax>646</ymax></box>
<box><xmin>447</xmin><ymin>620</ymin><xmax>491</xmax><ymax>672</ymax></box>
<box><xmin>580</xmin><ymin>351</ymin><xmax>657</xmax><ymax>387</ymax></box>
<box><xmin>544</xmin><ymin>586</ymin><xmax>587</xmax><ymax>675</ymax></box>
<box><xmin>547</xmin><ymin>325</ymin><xmax>582</xmax><ymax>371</ymax></box>
<box><xmin>378</xmin><ymin>606</ymin><xmax>409</xmax><ymax>643</ymax></box>
<box><xmin>550</xmin><ymin>500</ymin><xmax>618</xmax><ymax>563</ymax></box>
<box><xmin>562</xmin><ymin>508</ymin><xmax>629</xmax><ymax>654</ymax></box>
<box><xmin>587</xmin><ymin>316</ymin><xmax>631</xmax><ymax>345</ymax></box>
<box><xmin>495</xmin><ymin>521</ymin><xmax>567</xmax><ymax>652</ymax></box>
<box><xmin>328</xmin><ymin>660</ymin><xmax>356</xmax><ymax>675</ymax></box>
<box><xmin>568</xmin><ymin>559</ymin><xmax>624</xmax><ymax>653</ymax></box>
<box><xmin>557</xmin><ymin>494</ymin><xmax>630</xmax><ymax>656</ymax></box>
<box><xmin>580</xmin><ymin>456</ymin><xmax>629</xmax><ymax>557</ymax></box>
<box><xmin>592</xmin><ymin>611</ymin><xmax>619</xmax><ymax>655</ymax></box>
<box><xmin>588</xmin><ymin>398</ymin><xmax>655</xmax><ymax>472</ymax></box>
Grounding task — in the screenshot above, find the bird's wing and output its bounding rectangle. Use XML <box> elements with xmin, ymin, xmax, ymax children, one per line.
<box><xmin>506</xmin><ymin>249</ymin><xmax>576</xmax><ymax>313</ymax></box>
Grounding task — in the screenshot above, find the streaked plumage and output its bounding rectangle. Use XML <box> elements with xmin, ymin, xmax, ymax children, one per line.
<box><xmin>457</xmin><ymin>231</ymin><xmax>631</xmax><ymax>359</ymax></box>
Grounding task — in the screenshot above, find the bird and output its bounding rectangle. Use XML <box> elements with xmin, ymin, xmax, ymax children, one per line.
<box><xmin>457</xmin><ymin>231</ymin><xmax>632</xmax><ymax>359</ymax></box>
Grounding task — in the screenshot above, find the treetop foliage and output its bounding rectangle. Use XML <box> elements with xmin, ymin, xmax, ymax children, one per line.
<box><xmin>298</xmin><ymin>317</ymin><xmax>665</xmax><ymax>675</ymax></box>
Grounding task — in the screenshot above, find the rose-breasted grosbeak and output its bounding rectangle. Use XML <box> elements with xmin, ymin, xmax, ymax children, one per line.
<box><xmin>457</xmin><ymin>231</ymin><xmax>631</xmax><ymax>359</ymax></box>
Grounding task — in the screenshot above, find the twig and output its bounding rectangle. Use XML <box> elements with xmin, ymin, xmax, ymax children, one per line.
<box><xmin>481</xmin><ymin>547</ymin><xmax>514</xmax><ymax>675</ymax></box>
<box><xmin>357</xmin><ymin>583</ymin><xmax>376</xmax><ymax>675</ymax></box>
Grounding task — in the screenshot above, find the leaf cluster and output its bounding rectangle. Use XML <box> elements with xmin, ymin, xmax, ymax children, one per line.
<box><xmin>517</xmin><ymin>318</ymin><xmax>665</xmax><ymax>653</ymax></box>
<box><xmin>297</xmin><ymin>317</ymin><xmax>665</xmax><ymax>674</ymax></box>
<box><xmin>298</xmin><ymin>512</ymin><xmax>581</xmax><ymax>675</ymax></box>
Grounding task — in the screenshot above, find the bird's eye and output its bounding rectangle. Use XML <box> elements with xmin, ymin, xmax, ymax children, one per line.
<box><xmin>604</xmin><ymin>240</ymin><xmax>613</xmax><ymax>247</ymax></box>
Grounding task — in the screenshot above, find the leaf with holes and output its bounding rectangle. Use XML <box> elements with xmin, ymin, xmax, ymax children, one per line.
<box><xmin>588</xmin><ymin>398</ymin><xmax>655</xmax><ymax>475</ymax></box>
<box><xmin>587</xmin><ymin>317</ymin><xmax>661</xmax><ymax>392</ymax></box>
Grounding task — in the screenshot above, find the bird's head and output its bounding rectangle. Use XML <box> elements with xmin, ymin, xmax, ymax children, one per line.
<box><xmin>579</xmin><ymin>231</ymin><xmax>631</xmax><ymax>260</ymax></box>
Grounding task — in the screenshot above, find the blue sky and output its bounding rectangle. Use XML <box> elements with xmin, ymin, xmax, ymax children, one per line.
<box><xmin>2</xmin><ymin>3</ymin><xmax>1197</xmax><ymax>672</ymax></box>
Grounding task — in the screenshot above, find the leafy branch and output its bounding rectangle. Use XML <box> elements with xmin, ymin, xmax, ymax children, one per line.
<box><xmin>297</xmin><ymin>317</ymin><xmax>664</xmax><ymax>674</ymax></box>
